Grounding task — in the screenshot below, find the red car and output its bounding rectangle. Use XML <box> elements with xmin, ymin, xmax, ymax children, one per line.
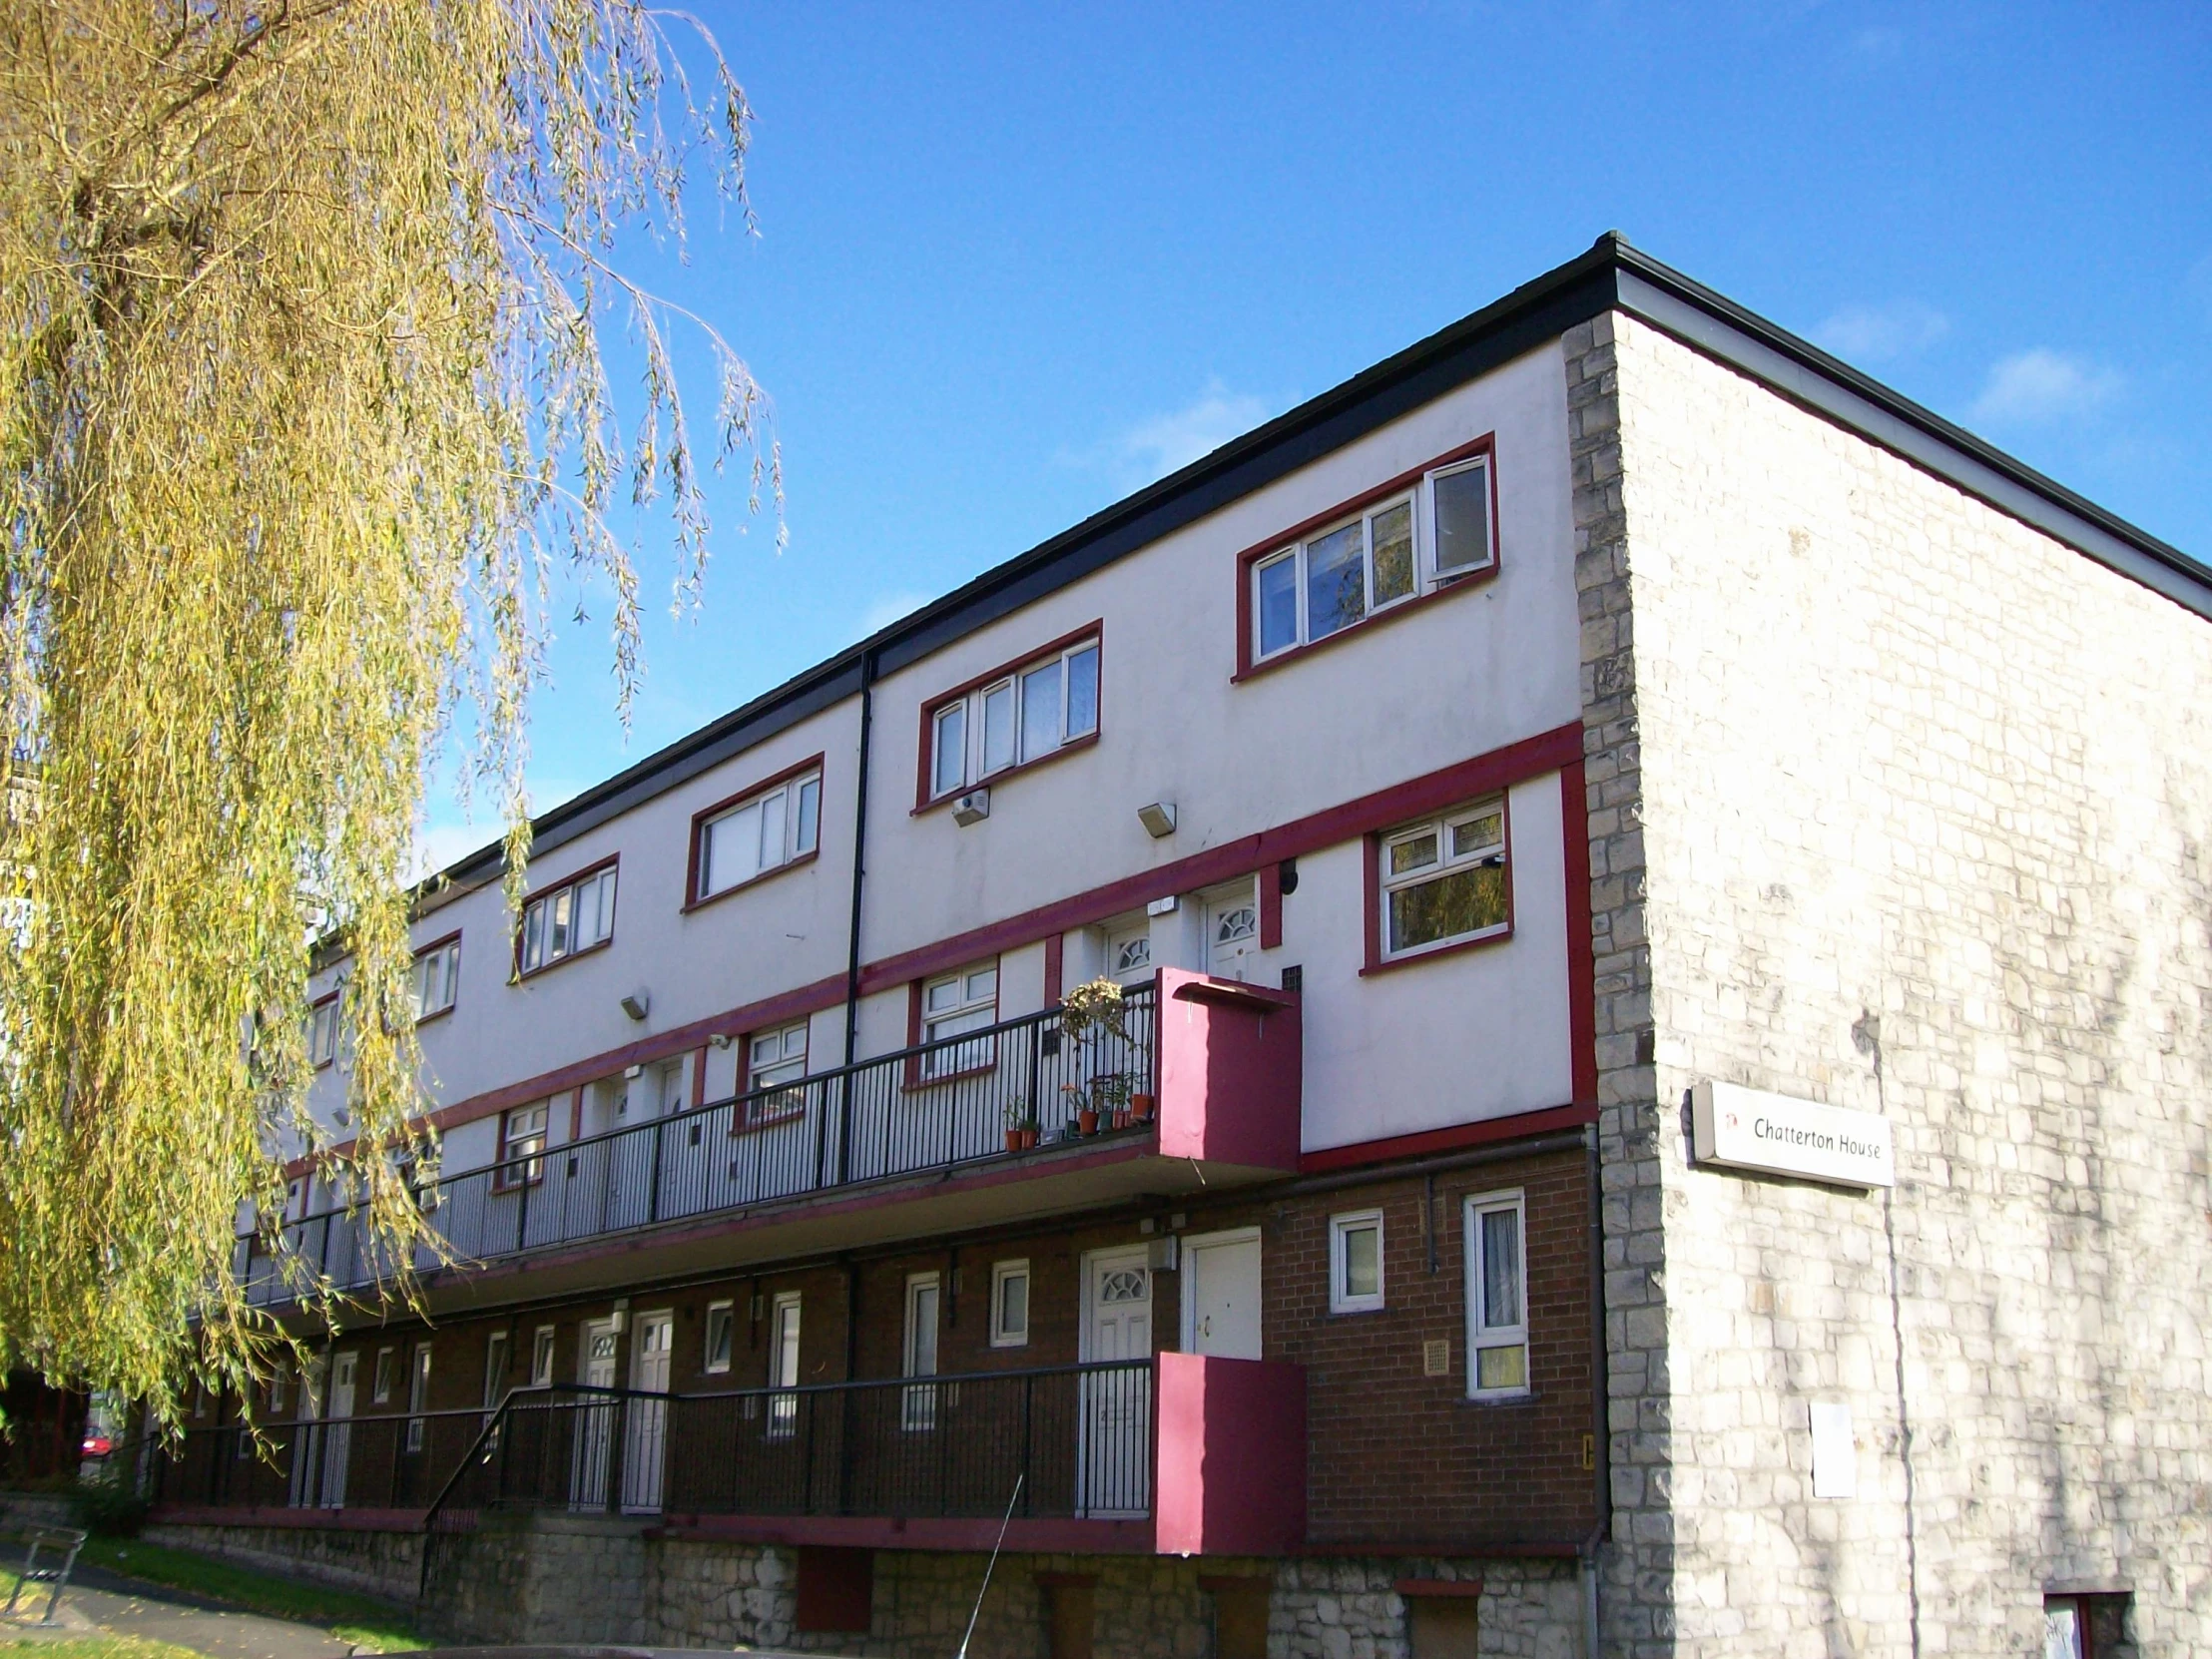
<box><xmin>80</xmin><ymin>1432</ymin><xmax>112</xmax><ymax>1458</ymax></box>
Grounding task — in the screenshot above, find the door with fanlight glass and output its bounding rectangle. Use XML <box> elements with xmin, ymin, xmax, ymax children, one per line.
<box><xmin>287</xmin><ymin>1356</ymin><xmax>326</xmax><ymax>1508</ymax></box>
<box><xmin>622</xmin><ymin>1312</ymin><xmax>674</xmax><ymax>1511</ymax></box>
<box><xmin>1203</xmin><ymin>880</ymin><xmax>1260</xmax><ymax>982</ymax></box>
<box><xmin>1077</xmin><ymin>1246</ymin><xmax>1153</xmax><ymax>1516</ymax></box>
<box><xmin>568</xmin><ymin>1319</ymin><xmax>619</xmax><ymax>1509</ymax></box>
<box><xmin>319</xmin><ymin>1352</ymin><xmax>356</xmax><ymax>1507</ymax></box>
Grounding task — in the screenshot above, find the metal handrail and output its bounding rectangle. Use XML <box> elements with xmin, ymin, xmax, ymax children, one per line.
<box><xmin>238</xmin><ymin>982</ymin><xmax>1158</xmax><ymax>1290</ymax></box>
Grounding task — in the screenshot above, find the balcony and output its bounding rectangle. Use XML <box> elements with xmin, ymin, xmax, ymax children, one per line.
<box><xmin>241</xmin><ymin>971</ymin><xmax>1300</xmax><ymax>1311</ymax></box>
<box><xmin>149</xmin><ymin>1354</ymin><xmax>1307</xmax><ymax>1557</ymax></box>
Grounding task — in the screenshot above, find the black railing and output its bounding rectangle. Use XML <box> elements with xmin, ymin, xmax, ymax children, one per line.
<box><xmin>157</xmin><ymin>1362</ymin><xmax>1157</xmax><ymax>1527</ymax></box>
<box><xmin>239</xmin><ymin>984</ymin><xmax>1157</xmax><ymax>1305</ymax></box>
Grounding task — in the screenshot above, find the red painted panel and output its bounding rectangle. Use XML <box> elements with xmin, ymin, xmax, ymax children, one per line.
<box><xmin>795</xmin><ymin>1545</ymin><xmax>874</xmax><ymax>1632</ymax></box>
<box><xmin>1155</xmin><ymin>970</ymin><xmax>1301</xmax><ymax>1172</ymax></box>
<box><xmin>1154</xmin><ymin>1353</ymin><xmax>1307</xmax><ymax>1557</ymax></box>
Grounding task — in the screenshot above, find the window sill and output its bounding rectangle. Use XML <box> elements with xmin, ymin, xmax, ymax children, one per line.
<box><xmin>1328</xmin><ymin>1303</ymin><xmax>1386</xmax><ymax>1318</ymax></box>
<box><xmin>682</xmin><ymin>848</ymin><xmax>821</xmax><ymax>915</ymax></box>
<box><xmin>901</xmin><ymin>1057</ymin><xmax>999</xmax><ymax>1091</ymax></box>
<box><xmin>512</xmin><ymin>933</ymin><xmax>614</xmax><ymax>983</ymax></box>
<box><xmin>912</xmin><ymin>731</ymin><xmax>1100</xmax><ymax>816</ymax></box>
<box><xmin>1361</xmin><ymin>921</ymin><xmax>1513</xmax><ymax>976</ymax></box>
<box><xmin>1235</xmin><ymin>563</ymin><xmax>1498</xmax><ymax>684</ymax></box>
<box><xmin>728</xmin><ymin>1106</ymin><xmax>807</xmax><ymax>1140</ymax></box>
<box><xmin>411</xmin><ymin>1004</ymin><xmax>456</xmax><ymax>1029</ymax></box>
<box><xmin>1458</xmin><ymin>1388</ymin><xmax>1537</xmax><ymax>1408</ymax></box>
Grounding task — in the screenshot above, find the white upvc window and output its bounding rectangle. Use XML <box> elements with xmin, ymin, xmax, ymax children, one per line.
<box><xmin>482</xmin><ymin>1331</ymin><xmax>509</xmax><ymax>1414</ymax></box>
<box><xmin>990</xmin><ymin>1260</ymin><xmax>1031</xmax><ymax>1348</ymax></box>
<box><xmin>928</xmin><ymin>636</ymin><xmax>1101</xmax><ymax>799</ymax></box>
<box><xmin>529</xmin><ymin>1326</ymin><xmax>556</xmax><ymax>1387</ymax></box>
<box><xmin>270</xmin><ymin>1361</ymin><xmax>292</xmax><ymax>1414</ymax></box>
<box><xmin>412</xmin><ymin>938</ymin><xmax>461</xmax><ymax>1020</ymax></box>
<box><xmin>1381</xmin><ymin>799</ymin><xmax>1509</xmax><ymax>960</ymax></box>
<box><xmin>697</xmin><ymin>770</ymin><xmax>822</xmax><ymax>900</ymax></box>
<box><xmin>902</xmin><ymin>1273</ymin><xmax>941</xmax><ymax>1431</ymax></box>
<box><xmin>703</xmin><ymin>1301</ymin><xmax>735</xmax><ymax>1375</ymax></box>
<box><xmin>768</xmin><ymin>1292</ymin><xmax>802</xmax><ymax>1439</ymax></box>
<box><xmin>307</xmin><ymin>993</ymin><xmax>341</xmax><ymax>1068</ymax></box>
<box><xmin>1464</xmin><ymin>1191</ymin><xmax>1528</xmax><ymax>1398</ymax></box>
<box><xmin>748</xmin><ymin>1021</ymin><xmax>810</xmax><ymax>1092</ymax></box>
<box><xmin>405</xmin><ymin>1342</ymin><xmax>433</xmax><ymax>1451</ymax></box>
<box><xmin>370</xmin><ymin>1348</ymin><xmax>395</xmax><ymax>1404</ymax></box>
<box><xmin>494</xmin><ymin>1103</ymin><xmax>549</xmax><ymax>1191</ymax></box>
<box><xmin>1252</xmin><ymin>454</ymin><xmax>1494</xmax><ymax>660</ymax></box>
<box><xmin>1329</xmin><ymin>1210</ymin><xmax>1385</xmax><ymax>1314</ymax></box>
<box><xmin>517</xmin><ymin>863</ymin><xmax>617</xmax><ymax>975</ymax></box>
<box><xmin>920</xmin><ymin>962</ymin><xmax>997</xmax><ymax>1079</ymax></box>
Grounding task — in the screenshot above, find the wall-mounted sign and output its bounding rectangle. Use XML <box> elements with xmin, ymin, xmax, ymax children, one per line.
<box><xmin>1689</xmin><ymin>1080</ymin><xmax>1895</xmax><ymax>1189</ymax></box>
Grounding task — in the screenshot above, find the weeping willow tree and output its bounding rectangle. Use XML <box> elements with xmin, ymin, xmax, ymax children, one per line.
<box><xmin>0</xmin><ymin>0</ymin><xmax>775</xmax><ymax>1430</ymax></box>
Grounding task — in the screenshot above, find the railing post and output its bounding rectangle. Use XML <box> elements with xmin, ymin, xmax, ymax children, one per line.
<box><xmin>604</xmin><ymin>1392</ymin><xmax>628</xmax><ymax>1515</ymax></box>
<box><xmin>835</xmin><ymin>1071</ymin><xmax>853</xmax><ymax>1187</ymax></box>
<box><xmin>649</xmin><ymin>1120</ymin><xmax>665</xmax><ymax>1224</ymax></box>
<box><xmin>516</xmin><ymin>1165</ymin><xmax>532</xmax><ymax>1253</ymax></box>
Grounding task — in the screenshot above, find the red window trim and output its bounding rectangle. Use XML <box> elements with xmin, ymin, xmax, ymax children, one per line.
<box><xmin>902</xmin><ymin>957</ymin><xmax>1001</xmax><ymax>1090</ymax></box>
<box><xmin>512</xmin><ymin>853</ymin><xmax>620</xmax><ymax>981</ymax></box>
<box><xmin>308</xmin><ymin>988</ymin><xmax>340</xmax><ymax>1071</ymax></box>
<box><xmin>683</xmin><ymin>754</ymin><xmax>830</xmax><ymax>913</ymax></box>
<box><xmin>1361</xmin><ymin>787</ymin><xmax>1517</xmax><ymax>975</ymax></box>
<box><xmin>913</xmin><ymin>622</ymin><xmax>1104</xmax><ymax>812</ymax></box>
<box><xmin>410</xmin><ymin>929</ymin><xmax>463</xmax><ymax>1028</ymax></box>
<box><xmin>1233</xmin><ymin>434</ymin><xmax>1500</xmax><ymax>682</ymax></box>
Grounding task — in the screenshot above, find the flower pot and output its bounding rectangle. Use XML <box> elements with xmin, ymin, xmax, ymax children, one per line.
<box><xmin>1020</xmin><ymin>1127</ymin><xmax>1039</xmax><ymax>1150</ymax></box>
<box><xmin>1077</xmin><ymin>1108</ymin><xmax>1099</xmax><ymax>1136</ymax></box>
<box><xmin>1004</xmin><ymin>1128</ymin><xmax>1023</xmax><ymax>1152</ymax></box>
<box><xmin>1111</xmin><ymin>1108</ymin><xmax>1131</xmax><ymax>1130</ymax></box>
<box><xmin>1130</xmin><ymin>1092</ymin><xmax>1156</xmax><ymax>1122</ymax></box>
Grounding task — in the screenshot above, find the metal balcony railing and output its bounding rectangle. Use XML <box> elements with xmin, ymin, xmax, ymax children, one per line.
<box><xmin>153</xmin><ymin>1362</ymin><xmax>1158</xmax><ymax>1530</ymax></box>
<box><xmin>237</xmin><ymin>983</ymin><xmax>1157</xmax><ymax>1305</ymax></box>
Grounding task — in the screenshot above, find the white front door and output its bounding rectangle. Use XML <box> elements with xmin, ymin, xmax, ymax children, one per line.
<box><xmin>622</xmin><ymin>1312</ymin><xmax>674</xmax><ymax>1511</ymax></box>
<box><xmin>321</xmin><ymin>1352</ymin><xmax>356</xmax><ymax>1508</ymax></box>
<box><xmin>1078</xmin><ymin>1246</ymin><xmax>1154</xmax><ymax>1516</ymax></box>
<box><xmin>768</xmin><ymin>1293</ymin><xmax>803</xmax><ymax>1439</ymax></box>
<box><xmin>569</xmin><ymin>1319</ymin><xmax>620</xmax><ymax>1509</ymax></box>
<box><xmin>1182</xmin><ymin>1229</ymin><xmax>1264</xmax><ymax>1360</ymax></box>
<box><xmin>288</xmin><ymin>1356</ymin><xmax>327</xmax><ymax>1508</ymax></box>
<box><xmin>902</xmin><ymin>1275</ymin><xmax>941</xmax><ymax>1432</ymax></box>
<box><xmin>1204</xmin><ymin>880</ymin><xmax>1260</xmax><ymax>982</ymax></box>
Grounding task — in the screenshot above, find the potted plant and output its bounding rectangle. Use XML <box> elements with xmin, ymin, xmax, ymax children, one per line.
<box><xmin>1129</xmin><ymin>1089</ymin><xmax>1156</xmax><ymax>1124</ymax></box>
<box><xmin>1003</xmin><ymin>1096</ymin><xmax>1028</xmax><ymax>1153</ymax></box>
<box><xmin>1059</xmin><ymin>976</ymin><xmax>1127</xmax><ymax>1044</ymax></box>
<box><xmin>1091</xmin><ymin>1072</ymin><xmax>1133</xmax><ymax>1130</ymax></box>
<box><xmin>1062</xmin><ymin>1081</ymin><xmax>1099</xmax><ymax>1137</ymax></box>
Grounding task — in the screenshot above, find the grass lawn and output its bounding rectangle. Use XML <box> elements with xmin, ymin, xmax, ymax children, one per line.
<box><xmin>1</xmin><ymin>1538</ymin><xmax>426</xmax><ymax>1653</ymax></box>
<box><xmin>0</xmin><ymin>1641</ymin><xmax>206</xmax><ymax>1659</ymax></box>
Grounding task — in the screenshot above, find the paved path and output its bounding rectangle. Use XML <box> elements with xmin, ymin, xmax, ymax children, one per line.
<box><xmin>1</xmin><ymin>1563</ymin><xmax>363</xmax><ymax>1659</ymax></box>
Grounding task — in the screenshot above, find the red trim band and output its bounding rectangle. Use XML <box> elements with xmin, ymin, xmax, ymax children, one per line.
<box><xmin>1297</xmin><ymin>1102</ymin><xmax>1596</xmax><ymax>1174</ymax></box>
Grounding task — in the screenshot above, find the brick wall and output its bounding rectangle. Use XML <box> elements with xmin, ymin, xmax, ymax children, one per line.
<box><xmin>1587</xmin><ymin>309</ymin><xmax>2212</xmax><ymax>1656</ymax></box>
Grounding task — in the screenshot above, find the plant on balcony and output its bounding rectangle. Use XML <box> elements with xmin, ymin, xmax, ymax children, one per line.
<box><xmin>1002</xmin><ymin>1095</ymin><xmax>1039</xmax><ymax>1151</ymax></box>
<box><xmin>1058</xmin><ymin>976</ymin><xmax>1127</xmax><ymax>1042</ymax></box>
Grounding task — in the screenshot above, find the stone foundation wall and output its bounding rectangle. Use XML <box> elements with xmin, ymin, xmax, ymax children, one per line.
<box><xmin>141</xmin><ymin>1519</ymin><xmax>421</xmax><ymax>1605</ymax></box>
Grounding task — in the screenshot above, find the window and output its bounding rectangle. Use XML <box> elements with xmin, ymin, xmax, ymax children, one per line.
<box><xmin>530</xmin><ymin>1326</ymin><xmax>556</xmax><ymax>1387</ymax></box>
<box><xmin>748</xmin><ymin>1021</ymin><xmax>809</xmax><ymax>1097</ymax></box>
<box><xmin>1464</xmin><ymin>1192</ymin><xmax>1527</xmax><ymax>1397</ymax></box>
<box><xmin>269</xmin><ymin>1362</ymin><xmax>291</xmax><ymax>1415</ymax></box>
<box><xmin>1251</xmin><ymin>452</ymin><xmax>1493</xmax><ymax>663</ymax></box>
<box><xmin>926</xmin><ymin>635</ymin><xmax>1101</xmax><ymax>801</ymax></box>
<box><xmin>704</xmin><ymin>1302</ymin><xmax>735</xmax><ymax>1375</ymax></box>
<box><xmin>768</xmin><ymin>1293</ymin><xmax>802</xmax><ymax>1438</ymax></box>
<box><xmin>919</xmin><ymin>962</ymin><xmax>997</xmax><ymax>1080</ymax></box>
<box><xmin>902</xmin><ymin>1273</ymin><xmax>941</xmax><ymax>1430</ymax></box>
<box><xmin>307</xmin><ymin>993</ymin><xmax>340</xmax><ymax>1069</ymax></box>
<box><xmin>494</xmin><ymin>1103</ymin><xmax>548</xmax><ymax>1191</ymax></box>
<box><xmin>410</xmin><ymin>937</ymin><xmax>460</xmax><ymax>1021</ymax></box>
<box><xmin>990</xmin><ymin>1260</ymin><xmax>1030</xmax><ymax>1348</ymax></box>
<box><xmin>482</xmin><ymin>1331</ymin><xmax>509</xmax><ymax>1411</ymax></box>
<box><xmin>516</xmin><ymin>862</ymin><xmax>617</xmax><ymax>975</ymax></box>
<box><xmin>1380</xmin><ymin>800</ymin><xmax>1509</xmax><ymax>960</ymax></box>
<box><xmin>1330</xmin><ymin>1211</ymin><xmax>1384</xmax><ymax>1314</ymax></box>
<box><xmin>405</xmin><ymin>1343</ymin><xmax>432</xmax><ymax>1451</ymax></box>
<box><xmin>371</xmin><ymin>1348</ymin><xmax>395</xmax><ymax>1404</ymax></box>
<box><xmin>696</xmin><ymin>769</ymin><xmax>822</xmax><ymax>901</ymax></box>
<box><xmin>1107</xmin><ymin>927</ymin><xmax>1152</xmax><ymax>985</ymax></box>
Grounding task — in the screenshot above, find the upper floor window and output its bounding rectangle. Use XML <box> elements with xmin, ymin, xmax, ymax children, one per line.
<box><xmin>920</xmin><ymin>962</ymin><xmax>997</xmax><ymax>1079</ymax></box>
<box><xmin>747</xmin><ymin>1021</ymin><xmax>810</xmax><ymax>1121</ymax></box>
<box><xmin>1464</xmin><ymin>1191</ymin><xmax>1527</xmax><ymax>1398</ymax></box>
<box><xmin>1250</xmin><ymin>449</ymin><xmax>1495</xmax><ymax>664</ymax></box>
<box><xmin>412</xmin><ymin>937</ymin><xmax>460</xmax><ymax>1021</ymax></box>
<box><xmin>696</xmin><ymin>768</ymin><xmax>821</xmax><ymax>902</ymax></box>
<box><xmin>927</xmin><ymin>634</ymin><xmax>1100</xmax><ymax>802</ymax></box>
<box><xmin>307</xmin><ymin>993</ymin><xmax>340</xmax><ymax>1069</ymax></box>
<box><xmin>1380</xmin><ymin>799</ymin><xmax>1508</xmax><ymax>961</ymax></box>
<box><xmin>1330</xmin><ymin>1210</ymin><xmax>1384</xmax><ymax>1314</ymax></box>
<box><xmin>494</xmin><ymin>1102</ymin><xmax>548</xmax><ymax>1191</ymax></box>
<box><xmin>517</xmin><ymin>861</ymin><xmax>616</xmax><ymax>976</ymax></box>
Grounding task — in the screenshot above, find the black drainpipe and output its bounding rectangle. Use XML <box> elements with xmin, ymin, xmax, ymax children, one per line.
<box><xmin>828</xmin><ymin>651</ymin><xmax>876</xmax><ymax>1187</ymax></box>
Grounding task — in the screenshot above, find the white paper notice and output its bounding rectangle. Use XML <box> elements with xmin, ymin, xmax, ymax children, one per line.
<box><xmin>1810</xmin><ymin>1401</ymin><xmax>1857</xmax><ymax>1499</ymax></box>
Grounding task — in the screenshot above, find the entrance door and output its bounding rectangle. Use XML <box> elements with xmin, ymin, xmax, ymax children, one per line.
<box><xmin>1182</xmin><ymin>1229</ymin><xmax>1263</xmax><ymax>1360</ymax></box>
<box><xmin>320</xmin><ymin>1352</ymin><xmax>356</xmax><ymax>1508</ymax></box>
<box><xmin>568</xmin><ymin>1319</ymin><xmax>619</xmax><ymax>1509</ymax></box>
<box><xmin>288</xmin><ymin>1356</ymin><xmax>326</xmax><ymax>1508</ymax></box>
<box><xmin>1203</xmin><ymin>880</ymin><xmax>1260</xmax><ymax>982</ymax></box>
<box><xmin>622</xmin><ymin>1312</ymin><xmax>674</xmax><ymax>1511</ymax></box>
<box><xmin>1077</xmin><ymin>1246</ymin><xmax>1153</xmax><ymax>1516</ymax></box>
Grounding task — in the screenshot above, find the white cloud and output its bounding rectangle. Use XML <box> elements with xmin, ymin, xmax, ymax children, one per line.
<box><xmin>1969</xmin><ymin>348</ymin><xmax>2123</xmax><ymax>425</ymax></box>
<box><xmin>1813</xmin><ymin>300</ymin><xmax>1949</xmax><ymax>363</ymax></box>
<box><xmin>855</xmin><ymin>589</ymin><xmax>936</xmax><ymax>641</ymax></box>
<box><xmin>1110</xmin><ymin>380</ymin><xmax>1271</xmax><ymax>483</ymax></box>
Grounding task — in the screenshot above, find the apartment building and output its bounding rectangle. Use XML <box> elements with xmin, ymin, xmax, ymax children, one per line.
<box><xmin>149</xmin><ymin>236</ymin><xmax>2212</xmax><ymax>1659</ymax></box>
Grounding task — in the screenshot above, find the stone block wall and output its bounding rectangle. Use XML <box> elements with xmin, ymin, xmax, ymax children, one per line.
<box><xmin>1581</xmin><ymin>309</ymin><xmax>2212</xmax><ymax>1656</ymax></box>
<box><xmin>141</xmin><ymin>1519</ymin><xmax>421</xmax><ymax>1605</ymax></box>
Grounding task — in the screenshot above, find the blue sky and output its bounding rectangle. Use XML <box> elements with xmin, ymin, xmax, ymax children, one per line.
<box><xmin>421</xmin><ymin>0</ymin><xmax>2212</xmax><ymax>867</ymax></box>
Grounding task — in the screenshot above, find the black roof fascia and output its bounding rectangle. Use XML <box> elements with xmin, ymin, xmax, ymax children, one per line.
<box><xmin>435</xmin><ymin>233</ymin><xmax>2208</xmax><ymax>891</ymax></box>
